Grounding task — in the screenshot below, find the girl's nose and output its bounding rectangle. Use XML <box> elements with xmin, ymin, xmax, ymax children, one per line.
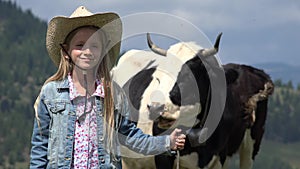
<box><xmin>82</xmin><ymin>47</ymin><xmax>92</xmax><ymax>56</ymax></box>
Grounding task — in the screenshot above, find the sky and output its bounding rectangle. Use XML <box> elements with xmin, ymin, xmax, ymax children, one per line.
<box><xmin>9</xmin><ymin>0</ymin><xmax>300</xmax><ymax>67</ymax></box>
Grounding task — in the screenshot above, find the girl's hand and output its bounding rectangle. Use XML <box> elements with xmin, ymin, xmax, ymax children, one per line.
<box><xmin>170</xmin><ymin>128</ymin><xmax>186</xmax><ymax>150</ymax></box>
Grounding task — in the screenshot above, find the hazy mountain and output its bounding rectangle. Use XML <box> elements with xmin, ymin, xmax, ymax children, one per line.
<box><xmin>254</xmin><ymin>62</ymin><xmax>300</xmax><ymax>87</ymax></box>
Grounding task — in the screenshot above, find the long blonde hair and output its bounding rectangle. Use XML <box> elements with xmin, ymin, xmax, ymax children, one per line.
<box><xmin>44</xmin><ymin>26</ymin><xmax>117</xmax><ymax>155</ymax></box>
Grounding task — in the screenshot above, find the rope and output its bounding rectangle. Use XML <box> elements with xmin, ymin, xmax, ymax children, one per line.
<box><xmin>176</xmin><ymin>150</ymin><xmax>180</xmax><ymax>169</ymax></box>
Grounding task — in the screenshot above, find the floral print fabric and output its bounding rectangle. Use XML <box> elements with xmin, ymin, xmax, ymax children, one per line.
<box><xmin>68</xmin><ymin>74</ymin><xmax>104</xmax><ymax>169</ymax></box>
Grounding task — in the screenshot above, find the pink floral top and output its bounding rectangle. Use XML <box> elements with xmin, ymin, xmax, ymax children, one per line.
<box><xmin>68</xmin><ymin>74</ymin><xmax>105</xmax><ymax>169</ymax></box>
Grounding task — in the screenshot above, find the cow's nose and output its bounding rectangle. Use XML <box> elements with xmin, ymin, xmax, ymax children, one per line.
<box><xmin>147</xmin><ymin>102</ymin><xmax>165</xmax><ymax>119</ymax></box>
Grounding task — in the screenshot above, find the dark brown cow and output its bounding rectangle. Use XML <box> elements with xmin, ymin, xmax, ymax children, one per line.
<box><xmin>218</xmin><ymin>64</ymin><xmax>274</xmax><ymax>168</ymax></box>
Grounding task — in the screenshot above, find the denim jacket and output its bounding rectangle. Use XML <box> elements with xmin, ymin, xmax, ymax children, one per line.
<box><xmin>30</xmin><ymin>78</ymin><xmax>170</xmax><ymax>169</ymax></box>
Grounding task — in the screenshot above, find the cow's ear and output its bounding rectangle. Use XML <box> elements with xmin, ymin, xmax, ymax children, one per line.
<box><xmin>225</xmin><ymin>68</ymin><xmax>239</xmax><ymax>84</ymax></box>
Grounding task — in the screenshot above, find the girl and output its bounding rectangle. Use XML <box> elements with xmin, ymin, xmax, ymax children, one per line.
<box><xmin>30</xmin><ymin>6</ymin><xmax>185</xmax><ymax>169</ymax></box>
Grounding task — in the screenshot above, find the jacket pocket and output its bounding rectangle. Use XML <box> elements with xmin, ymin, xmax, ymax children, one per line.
<box><xmin>49</xmin><ymin>102</ymin><xmax>66</xmax><ymax>113</ymax></box>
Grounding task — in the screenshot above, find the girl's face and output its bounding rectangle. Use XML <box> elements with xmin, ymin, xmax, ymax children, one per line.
<box><xmin>67</xmin><ymin>27</ymin><xmax>103</xmax><ymax>71</ymax></box>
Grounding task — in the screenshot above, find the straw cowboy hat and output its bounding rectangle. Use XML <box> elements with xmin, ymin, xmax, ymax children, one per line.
<box><xmin>46</xmin><ymin>6</ymin><xmax>122</xmax><ymax>69</ymax></box>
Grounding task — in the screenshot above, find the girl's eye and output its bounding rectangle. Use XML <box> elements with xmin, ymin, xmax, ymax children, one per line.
<box><xmin>76</xmin><ymin>44</ymin><xmax>84</xmax><ymax>47</ymax></box>
<box><xmin>74</xmin><ymin>43</ymin><xmax>100</xmax><ymax>50</ymax></box>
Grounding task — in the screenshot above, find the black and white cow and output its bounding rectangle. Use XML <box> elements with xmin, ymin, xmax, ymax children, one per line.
<box><xmin>112</xmin><ymin>33</ymin><xmax>274</xmax><ymax>169</ymax></box>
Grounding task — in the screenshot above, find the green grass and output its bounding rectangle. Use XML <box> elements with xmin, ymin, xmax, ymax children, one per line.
<box><xmin>227</xmin><ymin>139</ymin><xmax>300</xmax><ymax>169</ymax></box>
<box><xmin>258</xmin><ymin>139</ymin><xmax>300</xmax><ymax>169</ymax></box>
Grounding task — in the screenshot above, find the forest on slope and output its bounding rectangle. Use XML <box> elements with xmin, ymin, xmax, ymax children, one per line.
<box><xmin>0</xmin><ymin>0</ymin><xmax>55</xmax><ymax>167</ymax></box>
<box><xmin>0</xmin><ymin>1</ymin><xmax>299</xmax><ymax>168</ymax></box>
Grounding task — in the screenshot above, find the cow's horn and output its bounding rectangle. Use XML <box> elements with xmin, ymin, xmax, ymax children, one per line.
<box><xmin>147</xmin><ymin>33</ymin><xmax>167</xmax><ymax>56</ymax></box>
<box><xmin>200</xmin><ymin>32</ymin><xmax>223</xmax><ymax>57</ymax></box>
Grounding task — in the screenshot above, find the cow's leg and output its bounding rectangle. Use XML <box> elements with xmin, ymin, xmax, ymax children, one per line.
<box><xmin>221</xmin><ymin>157</ymin><xmax>230</xmax><ymax>169</ymax></box>
<box><xmin>152</xmin><ymin>121</ymin><xmax>175</xmax><ymax>169</ymax></box>
<box><xmin>179</xmin><ymin>152</ymin><xmax>200</xmax><ymax>169</ymax></box>
<box><xmin>154</xmin><ymin>154</ymin><xmax>175</xmax><ymax>169</ymax></box>
<box><xmin>239</xmin><ymin>129</ymin><xmax>254</xmax><ymax>169</ymax></box>
<box><xmin>207</xmin><ymin>156</ymin><xmax>222</xmax><ymax>169</ymax></box>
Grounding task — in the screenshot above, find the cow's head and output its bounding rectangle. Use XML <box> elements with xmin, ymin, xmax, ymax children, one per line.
<box><xmin>145</xmin><ymin>33</ymin><xmax>225</xmax><ymax>131</ymax></box>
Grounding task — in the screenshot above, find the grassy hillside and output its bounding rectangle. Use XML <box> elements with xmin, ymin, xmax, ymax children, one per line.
<box><xmin>229</xmin><ymin>140</ymin><xmax>300</xmax><ymax>169</ymax></box>
<box><xmin>259</xmin><ymin>140</ymin><xmax>300</xmax><ymax>169</ymax></box>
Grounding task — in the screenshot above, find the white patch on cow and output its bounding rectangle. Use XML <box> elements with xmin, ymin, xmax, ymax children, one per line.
<box><xmin>137</xmin><ymin>67</ymin><xmax>177</xmax><ymax>133</ymax></box>
<box><xmin>207</xmin><ymin>156</ymin><xmax>223</xmax><ymax>169</ymax></box>
<box><xmin>221</xmin><ymin>156</ymin><xmax>231</xmax><ymax>169</ymax></box>
<box><xmin>177</xmin><ymin>154</ymin><xmax>224</xmax><ymax>169</ymax></box>
<box><xmin>167</xmin><ymin>42</ymin><xmax>203</xmax><ymax>63</ymax></box>
<box><xmin>239</xmin><ymin>129</ymin><xmax>255</xmax><ymax>169</ymax></box>
<box><xmin>178</xmin><ymin>152</ymin><xmax>199</xmax><ymax>169</ymax></box>
<box><xmin>171</xmin><ymin>103</ymin><xmax>201</xmax><ymax>129</ymax></box>
<box><xmin>112</xmin><ymin>49</ymin><xmax>159</xmax><ymax>86</ymax></box>
<box><xmin>122</xmin><ymin>156</ymin><xmax>156</xmax><ymax>169</ymax></box>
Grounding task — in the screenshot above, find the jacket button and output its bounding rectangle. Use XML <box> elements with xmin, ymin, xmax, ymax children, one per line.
<box><xmin>66</xmin><ymin>135</ymin><xmax>73</xmax><ymax>139</ymax></box>
<box><xmin>65</xmin><ymin>157</ymin><xmax>71</xmax><ymax>161</ymax></box>
<box><xmin>100</xmin><ymin>157</ymin><xmax>105</xmax><ymax>163</ymax></box>
<box><xmin>69</xmin><ymin>111</ymin><xmax>76</xmax><ymax>115</ymax></box>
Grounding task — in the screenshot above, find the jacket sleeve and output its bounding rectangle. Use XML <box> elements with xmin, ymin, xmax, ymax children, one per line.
<box><xmin>118</xmin><ymin>116</ymin><xmax>170</xmax><ymax>155</ymax></box>
<box><xmin>113</xmin><ymin>82</ymin><xmax>170</xmax><ymax>155</ymax></box>
<box><xmin>29</xmin><ymin>94</ymin><xmax>50</xmax><ymax>168</ymax></box>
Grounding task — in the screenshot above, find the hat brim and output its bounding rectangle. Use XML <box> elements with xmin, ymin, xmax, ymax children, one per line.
<box><xmin>46</xmin><ymin>12</ymin><xmax>122</xmax><ymax>69</ymax></box>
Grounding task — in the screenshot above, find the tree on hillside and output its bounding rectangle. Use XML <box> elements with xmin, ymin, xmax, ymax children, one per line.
<box><xmin>265</xmin><ymin>80</ymin><xmax>300</xmax><ymax>143</ymax></box>
<box><xmin>0</xmin><ymin>0</ymin><xmax>55</xmax><ymax>167</ymax></box>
